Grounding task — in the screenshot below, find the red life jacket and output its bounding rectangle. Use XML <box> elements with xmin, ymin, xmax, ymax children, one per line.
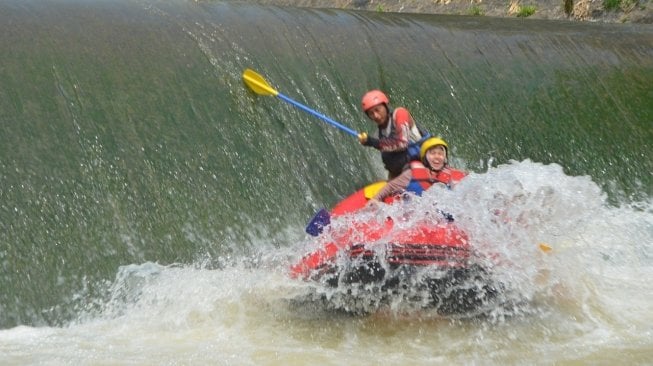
<box><xmin>406</xmin><ymin>161</ymin><xmax>467</xmax><ymax>195</ymax></box>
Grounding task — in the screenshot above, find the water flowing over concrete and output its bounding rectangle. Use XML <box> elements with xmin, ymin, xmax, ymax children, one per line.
<box><xmin>0</xmin><ymin>2</ymin><xmax>651</xmax><ymax>363</ymax></box>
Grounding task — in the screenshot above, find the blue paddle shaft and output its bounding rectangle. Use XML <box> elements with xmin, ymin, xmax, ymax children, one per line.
<box><xmin>277</xmin><ymin>93</ymin><xmax>358</xmax><ymax>137</ymax></box>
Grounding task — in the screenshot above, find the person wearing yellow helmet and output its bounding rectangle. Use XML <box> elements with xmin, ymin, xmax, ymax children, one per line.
<box><xmin>358</xmin><ymin>90</ymin><xmax>429</xmax><ymax>179</ymax></box>
<box><xmin>370</xmin><ymin>136</ymin><xmax>467</xmax><ymax>202</ymax></box>
<box><xmin>409</xmin><ymin>136</ymin><xmax>466</xmax><ymax>193</ymax></box>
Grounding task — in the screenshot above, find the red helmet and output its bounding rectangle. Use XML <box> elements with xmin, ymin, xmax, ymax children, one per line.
<box><xmin>361</xmin><ymin>90</ymin><xmax>389</xmax><ymax>112</ymax></box>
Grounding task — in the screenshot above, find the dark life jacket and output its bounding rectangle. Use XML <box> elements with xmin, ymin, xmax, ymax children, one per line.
<box><xmin>379</xmin><ymin>109</ymin><xmax>430</xmax><ymax>177</ymax></box>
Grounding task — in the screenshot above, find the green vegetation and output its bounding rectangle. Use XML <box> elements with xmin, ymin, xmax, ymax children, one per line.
<box><xmin>467</xmin><ymin>5</ymin><xmax>485</xmax><ymax>15</ymax></box>
<box><xmin>604</xmin><ymin>0</ymin><xmax>621</xmax><ymax>10</ymax></box>
<box><xmin>604</xmin><ymin>0</ymin><xmax>638</xmax><ymax>11</ymax></box>
<box><xmin>376</xmin><ymin>4</ymin><xmax>385</xmax><ymax>12</ymax></box>
<box><xmin>563</xmin><ymin>0</ymin><xmax>574</xmax><ymax>15</ymax></box>
<box><xmin>516</xmin><ymin>5</ymin><xmax>537</xmax><ymax>16</ymax></box>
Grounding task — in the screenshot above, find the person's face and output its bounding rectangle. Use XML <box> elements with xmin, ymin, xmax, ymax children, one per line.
<box><xmin>426</xmin><ymin>146</ymin><xmax>447</xmax><ymax>171</ymax></box>
<box><xmin>365</xmin><ymin>104</ymin><xmax>388</xmax><ymax>126</ymax></box>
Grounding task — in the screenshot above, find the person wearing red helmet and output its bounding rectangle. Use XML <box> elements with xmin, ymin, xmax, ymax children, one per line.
<box><xmin>358</xmin><ymin>90</ymin><xmax>429</xmax><ymax>179</ymax></box>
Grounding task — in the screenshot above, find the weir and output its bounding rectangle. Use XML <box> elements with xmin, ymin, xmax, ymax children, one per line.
<box><xmin>0</xmin><ymin>0</ymin><xmax>651</xmax><ymax>327</ymax></box>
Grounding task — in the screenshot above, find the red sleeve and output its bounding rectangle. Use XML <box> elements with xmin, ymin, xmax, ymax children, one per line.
<box><xmin>393</xmin><ymin>107</ymin><xmax>412</xmax><ymax>125</ymax></box>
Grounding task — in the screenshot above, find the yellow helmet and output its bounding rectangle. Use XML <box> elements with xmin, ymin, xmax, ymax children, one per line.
<box><xmin>420</xmin><ymin>137</ymin><xmax>448</xmax><ymax>160</ymax></box>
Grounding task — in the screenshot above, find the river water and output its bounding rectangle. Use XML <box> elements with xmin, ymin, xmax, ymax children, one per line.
<box><xmin>1</xmin><ymin>0</ymin><xmax>652</xmax><ymax>364</ymax></box>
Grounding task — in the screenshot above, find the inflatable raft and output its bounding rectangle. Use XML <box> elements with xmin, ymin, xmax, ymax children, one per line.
<box><xmin>290</xmin><ymin>182</ymin><xmax>500</xmax><ymax>314</ymax></box>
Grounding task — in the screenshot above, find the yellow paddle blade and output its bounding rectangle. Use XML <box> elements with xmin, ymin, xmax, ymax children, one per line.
<box><xmin>242</xmin><ymin>69</ymin><xmax>278</xmax><ymax>96</ymax></box>
<box><xmin>363</xmin><ymin>181</ymin><xmax>387</xmax><ymax>199</ymax></box>
<box><xmin>539</xmin><ymin>243</ymin><xmax>553</xmax><ymax>253</ymax></box>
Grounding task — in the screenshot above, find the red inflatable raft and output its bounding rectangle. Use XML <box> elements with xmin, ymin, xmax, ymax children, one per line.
<box><xmin>289</xmin><ymin>182</ymin><xmax>500</xmax><ymax>315</ymax></box>
<box><xmin>290</xmin><ymin>182</ymin><xmax>472</xmax><ymax>279</ymax></box>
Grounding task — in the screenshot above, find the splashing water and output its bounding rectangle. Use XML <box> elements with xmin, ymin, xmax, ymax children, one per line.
<box><xmin>1</xmin><ymin>160</ymin><xmax>651</xmax><ymax>364</ymax></box>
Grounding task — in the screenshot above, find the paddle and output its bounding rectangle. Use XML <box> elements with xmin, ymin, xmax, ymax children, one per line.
<box><xmin>305</xmin><ymin>208</ymin><xmax>331</xmax><ymax>236</ymax></box>
<box><xmin>305</xmin><ymin>182</ymin><xmax>388</xmax><ymax>236</ymax></box>
<box><xmin>242</xmin><ymin>68</ymin><xmax>359</xmax><ymax>137</ymax></box>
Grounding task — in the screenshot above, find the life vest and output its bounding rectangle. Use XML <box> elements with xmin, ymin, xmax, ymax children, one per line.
<box><xmin>405</xmin><ymin>161</ymin><xmax>467</xmax><ymax>196</ymax></box>
<box><xmin>379</xmin><ymin>108</ymin><xmax>429</xmax><ymax>177</ymax></box>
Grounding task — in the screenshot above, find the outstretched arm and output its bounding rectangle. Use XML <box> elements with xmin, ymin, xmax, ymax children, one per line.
<box><xmin>371</xmin><ymin>169</ymin><xmax>413</xmax><ymax>201</ymax></box>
